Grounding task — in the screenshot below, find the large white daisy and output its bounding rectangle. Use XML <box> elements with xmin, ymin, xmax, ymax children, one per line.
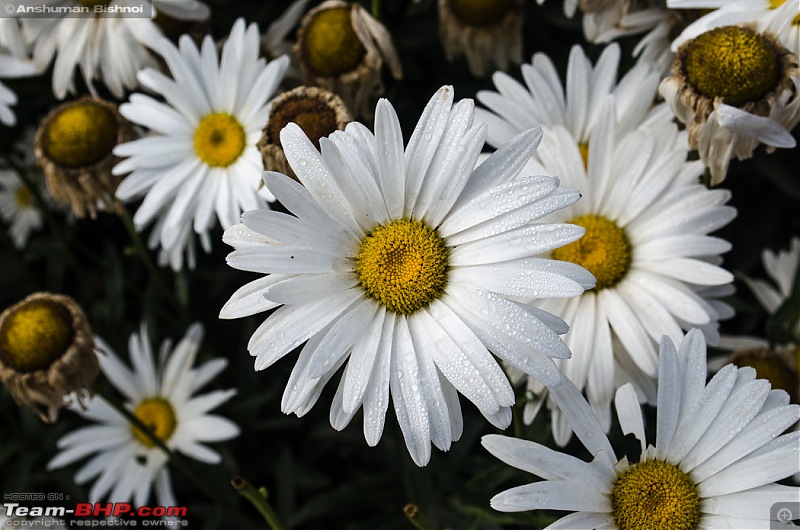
<box><xmin>113</xmin><ymin>18</ymin><xmax>289</xmax><ymax>270</ymax></box>
<box><xmin>48</xmin><ymin>324</ymin><xmax>239</xmax><ymax>506</ymax></box>
<box><xmin>483</xmin><ymin>329</ymin><xmax>800</xmax><ymax>529</ymax></box>
<box><xmin>477</xmin><ymin>48</ymin><xmax>736</xmax><ymax>444</ymax></box>
<box><xmin>14</xmin><ymin>0</ymin><xmax>209</xmax><ymax>100</ymax></box>
<box><xmin>220</xmin><ymin>85</ymin><xmax>595</xmax><ymax>466</ymax></box>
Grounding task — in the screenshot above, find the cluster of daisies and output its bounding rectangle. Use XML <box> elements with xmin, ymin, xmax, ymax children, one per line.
<box><xmin>0</xmin><ymin>0</ymin><xmax>798</xmax><ymax>528</ymax></box>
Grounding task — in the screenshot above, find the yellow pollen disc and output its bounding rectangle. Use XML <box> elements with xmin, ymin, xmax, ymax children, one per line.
<box><xmin>578</xmin><ymin>143</ymin><xmax>589</xmax><ymax>170</ymax></box>
<box><xmin>193</xmin><ymin>113</ymin><xmax>247</xmax><ymax>168</ymax></box>
<box><xmin>356</xmin><ymin>219</ymin><xmax>448</xmax><ymax>314</ymax></box>
<box><xmin>132</xmin><ymin>397</ymin><xmax>177</xmax><ymax>447</ymax></box>
<box><xmin>14</xmin><ymin>186</ymin><xmax>33</xmax><ymax>207</ymax></box>
<box><xmin>685</xmin><ymin>26</ymin><xmax>779</xmax><ymax>107</ymax></box>
<box><xmin>44</xmin><ymin>102</ymin><xmax>118</xmax><ymax>168</ymax></box>
<box><xmin>267</xmin><ymin>96</ymin><xmax>338</xmax><ymax>150</ymax></box>
<box><xmin>611</xmin><ymin>460</ymin><xmax>701</xmax><ymax>530</ymax></box>
<box><xmin>0</xmin><ymin>300</ymin><xmax>74</xmax><ymax>372</ymax></box>
<box><xmin>302</xmin><ymin>7</ymin><xmax>366</xmax><ymax>77</ymax></box>
<box><xmin>449</xmin><ymin>0</ymin><xmax>515</xmax><ymax>26</ymax></box>
<box><xmin>552</xmin><ymin>214</ymin><xmax>631</xmax><ymax>290</ymax></box>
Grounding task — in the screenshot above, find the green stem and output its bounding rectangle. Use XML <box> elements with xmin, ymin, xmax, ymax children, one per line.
<box><xmin>115</xmin><ymin>206</ymin><xmax>189</xmax><ymax>328</ymax></box>
<box><xmin>231</xmin><ymin>476</ymin><xmax>285</xmax><ymax>530</ymax></box>
<box><xmin>371</xmin><ymin>0</ymin><xmax>380</xmax><ymax>18</ymax></box>
<box><xmin>403</xmin><ymin>503</ymin><xmax>438</xmax><ymax>530</ymax></box>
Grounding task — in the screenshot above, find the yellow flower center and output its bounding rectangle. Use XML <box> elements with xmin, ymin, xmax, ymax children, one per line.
<box><xmin>14</xmin><ymin>186</ymin><xmax>33</xmax><ymax>207</ymax></box>
<box><xmin>552</xmin><ymin>214</ymin><xmax>631</xmax><ymax>290</ymax></box>
<box><xmin>132</xmin><ymin>397</ymin><xmax>177</xmax><ymax>447</ymax></box>
<box><xmin>0</xmin><ymin>300</ymin><xmax>74</xmax><ymax>372</ymax></box>
<box><xmin>193</xmin><ymin>113</ymin><xmax>247</xmax><ymax>168</ymax></box>
<box><xmin>44</xmin><ymin>102</ymin><xmax>118</xmax><ymax>168</ymax></box>
<box><xmin>684</xmin><ymin>26</ymin><xmax>780</xmax><ymax>107</ymax></box>
<box><xmin>611</xmin><ymin>460</ymin><xmax>701</xmax><ymax>530</ymax></box>
<box><xmin>356</xmin><ymin>219</ymin><xmax>448</xmax><ymax>314</ymax></box>
<box><xmin>448</xmin><ymin>0</ymin><xmax>516</xmax><ymax>26</ymax></box>
<box><xmin>769</xmin><ymin>0</ymin><xmax>800</xmax><ymax>24</ymax></box>
<box><xmin>266</xmin><ymin>95</ymin><xmax>339</xmax><ymax>150</ymax></box>
<box><xmin>579</xmin><ymin>143</ymin><xmax>589</xmax><ymax>170</ymax></box>
<box><xmin>301</xmin><ymin>7</ymin><xmax>366</xmax><ymax>77</ymax></box>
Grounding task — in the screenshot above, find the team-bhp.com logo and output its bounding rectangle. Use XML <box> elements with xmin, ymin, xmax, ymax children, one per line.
<box><xmin>3</xmin><ymin>502</ymin><xmax>188</xmax><ymax>527</ymax></box>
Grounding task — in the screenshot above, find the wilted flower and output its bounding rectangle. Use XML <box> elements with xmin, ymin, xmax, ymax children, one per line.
<box><xmin>34</xmin><ymin>96</ymin><xmax>134</xmax><ymax>218</ymax></box>
<box><xmin>0</xmin><ymin>292</ymin><xmax>99</xmax><ymax>423</ymax></box>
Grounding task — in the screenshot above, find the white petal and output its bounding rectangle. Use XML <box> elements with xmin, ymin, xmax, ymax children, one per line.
<box><xmin>219</xmin><ymin>276</ymin><xmax>284</xmax><ymax>319</ymax></box>
<box><xmin>548</xmin><ymin>375</ymin><xmax>615</xmax><ymax>463</ymax></box>
<box><xmin>249</xmin><ymin>289</ymin><xmax>362</xmax><ymax>370</ymax></box>
<box><xmin>481</xmin><ymin>434</ymin><xmax>614</xmax><ymax>492</ymax></box>
<box><xmin>716</xmin><ymin>104</ymin><xmax>796</xmax><ymax>148</ymax></box>
<box><xmin>491</xmin><ymin>480</ymin><xmax>610</xmax><ymax>513</ymax></box>
<box><xmin>698</xmin><ymin>433</ymin><xmax>800</xmax><ymax>497</ymax></box>
<box><xmin>390</xmin><ymin>316</ymin><xmax>431</xmax><ymax>466</ymax></box>
<box><xmin>615</xmin><ymin>384</ymin><xmax>646</xmax><ymax>454</ymax></box>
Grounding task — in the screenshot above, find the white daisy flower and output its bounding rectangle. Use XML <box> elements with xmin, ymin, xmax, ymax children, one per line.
<box><xmin>48</xmin><ymin>323</ymin><xmax>239</xmax><ymax>506</ymax></box>
<box><xmin>113</xmin><ymin>18</ymin><xmax>290</xmax><ymax>271</ymax></box>
<box><xmin>15</xmin><ymin>0</ymin><xmax>209</xmax><ymax>100</ymax></box>
<box><xmin>483</xmin><ymin>329</ymin><xmax>800</xmax><ymax>529</ymax></box>
<box><xmin>0</xmin><ymin>167</ymin><xmax>44</xmax><ymax>248</ymax></box>
<box><xmin>669</xmin><ymin>0</ymin><xmax>800</xmax><ymax>59</ymax></box>
<box><xmin>0</xmin><ymin>19</ymin><xmax>38</xmax><ymax>127</ymax></box>
<box><xmin>220</xmin><ymin>85</ymin><xmax>595</xmax><ymax>466</ymax></box>
<box><xmin>475</xmin><ymin>43</ymin><xmax>661</xmax><ymax>150</ymax></box>
<box><xmin>478</xmin><ymin>47</ymin><xmax>736</xmax><ymax>444</ymax></box>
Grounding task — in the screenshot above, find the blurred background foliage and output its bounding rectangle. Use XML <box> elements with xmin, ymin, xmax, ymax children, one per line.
<box><xmin>0</xmin><ymin>0</ymin><xmax>798</xmax><ymax>528</ymax></box>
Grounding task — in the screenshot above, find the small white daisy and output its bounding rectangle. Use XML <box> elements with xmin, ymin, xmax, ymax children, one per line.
<box><xmin>742</xmin><ymin>237</ymin><xmax>800</xmax><ymax>339</ymax></box>
<box><xmin>483</xmin><ymin>329</ymin><xmax>800</xmax><ymax>529</ymax></box>
<box><xmin>221</xmin><ymin>85</ymin><xmax>595</xmax><ymax>466</ymax></box>
<box><xmin>15</xmin><ymin>0</ymin><xmax>208</xmax><ymax>100</ymax></box>
<box><xmin>48</xmin><ymin>324</ymin><xmax>239</xmax><ymax>506</ymax></box>
<box><xmin>0</xmin><ymin>167</ymin><xmax>44</xmax><ymax>248</ymax></box>
<box><xmin>478</xmin><ymin>48</ymin><xmax>736</xmax><ymax>444</ymax></box>
<box><xmin>113</xmin><ymin>18</ymin><xmax>289</xmax><ymax>271</ymax></box>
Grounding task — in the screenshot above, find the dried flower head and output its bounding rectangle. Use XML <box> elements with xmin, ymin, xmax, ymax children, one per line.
<box><xmin>35</xmin><ymin>96</ymin><xmax>135</xmax><ymax>218</ymax></box>
<box><xmin>0</xmin><ymin>292</ymin><xmax>99</xmax><ymax>422</ymax></box>
<box><xmin>660</xmin><ymin>24</ymin><xmax>800</xmax><ymax>184</ymax></box>
<box><xmin>438</xmin><ymin>0</ymin><xmax>523</xmax><ymax>77</ymax></box>
<box><xmin>258</xmin><ymin>86</ymin><xmax>352</xmax><ymax>179</ymax></box>
<box><xmin>295</xmin><ymin>0</ymin><xmax>402</xmax><ymax>117</ymax></box>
